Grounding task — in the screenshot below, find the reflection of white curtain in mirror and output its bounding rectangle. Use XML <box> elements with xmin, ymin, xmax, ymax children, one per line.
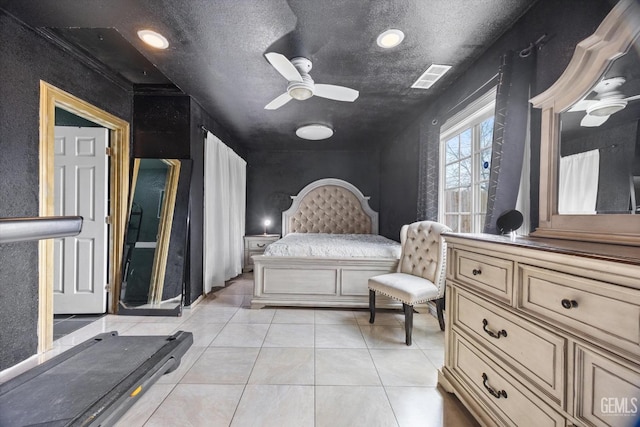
<box><xmin>558</xmin><ymin>149</ymin><xmax>599</xmax><ymax>214</ymax></box>
<box><xmin>515</xmin><ymin>100</ymin><xmax>531</xmax><ymax>235</ymax></box>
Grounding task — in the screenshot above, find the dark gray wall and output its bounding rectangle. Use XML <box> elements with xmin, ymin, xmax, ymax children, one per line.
<box><xmin>379</xmin><ymin>0</ymin><xmax>613</xmax><ymax>233</ymax></box>
<box><xmin>0</xmin><ymin>11</ymin><xmax>132</xmax><ymax>370</ymax></box>
<box><xmin>245</xmin><ymin>150</ymin><xmax>380</xmax><ymax>236</ymax></box>
<box><xmin>379</xmin><ymin>121</ymin><xmax>420</xmax><ymax>239</ymax></box>
<box><xmin>133</xmin><ymin>95</ymin><xmax>191</xmax><ymax>159</ymax></box>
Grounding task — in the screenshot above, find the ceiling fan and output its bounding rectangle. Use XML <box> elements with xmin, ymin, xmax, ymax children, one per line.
<box><xmin>568</xmin><ymin>77</ymin><xmax>640</xmax><ymax>127</ymax></box>
<box><xmin>263</xmin><ymin>52</ymin><xmax>359</xmax><ymax>110</ymax></box>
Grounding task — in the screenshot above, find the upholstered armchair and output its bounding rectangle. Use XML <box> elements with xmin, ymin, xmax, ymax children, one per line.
<box><xmin>368</xmin><ymin>220</ymin><xmax>451</xmax><ymax>345</ymax></box>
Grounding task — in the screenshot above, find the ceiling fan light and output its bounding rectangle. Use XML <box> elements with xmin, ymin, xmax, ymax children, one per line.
<box><xmin>296</xmin><ymin>124</ymin><xmax>334</xmax><ymax>140</ymax></box>
<box><xmin>289</xmin><ymin>87</ymin><xmax>313</xmax><ymax>100</ymax></box>
<box><xmin>137</xmin><ymin>29</ymin><xmax>169</xmax><ymax>49</ymax></box>
<box><xmin>377</xmin><ymin>29</ymin><xmax>405</xmax><ymax>48</ymax></box>
<box><xmin>587</xmin><ymin>100</ymin><xmax>626</xmax><ymax>116</ymax></box>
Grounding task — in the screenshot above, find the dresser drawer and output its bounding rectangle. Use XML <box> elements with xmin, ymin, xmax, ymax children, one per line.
<box><xmin>247</xmin><ymin>238</ymin><xmax>277</xmax><ymax>250</ymax></box>
<box><xmin>453</xmin><ymin>249</ymin><xmax>514</xmax><ymax>304</ymax></box>
<box><xmin>451</xmin><ymin>331</ymin><xmax>565</xmax><ymax>427</ymax></box>
<box><xmin>453</xmin><ymin>288</ymin><xmax>566</xmax><ymax>406</ymax></box>
<box><xmin>519</xmin><ymin>265</ymin><xmax>640</xmax><ymax>357</ymax></box>
<box><xmin>574</xmin><ymin>344</ymin><xmax>640</xmax><ymax>427</ymax></box>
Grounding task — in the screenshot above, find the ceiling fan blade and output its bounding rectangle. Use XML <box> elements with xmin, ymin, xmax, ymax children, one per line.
<box><xmin>264</xmin><ymin>92</ymin><xmax>292</xmax><ymax>110</ymax></box>
<box><xmin>580</xmin><ymin>113</ymin><xmax>610</xmax><ymax>127</ymax></box>
<box><xmin>314</xmin><ymin>84</ymin><xmax>359</xmax><ymax>102</ymax></box>
<box><xmin>265</xmin><ymin>52</ymin><xmax>303</xmax><ymax>83</ymax></box>
<box><xmin>567</xmin><ymin>99</ymin><xmax>597</xmax><ymax>112</ymax></box>
<box><xmin>624</xmin><ymin>94</ymin><xmax>640</xmax><ymax>102</ymax></box>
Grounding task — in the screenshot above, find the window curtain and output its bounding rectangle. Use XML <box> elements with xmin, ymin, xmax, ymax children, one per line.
<box><xmin>417</xmin><ymin>121</ymin><xmax>442</xmax><ymax>221</ymax></box>
<box><xmin>558</xmin><ymin>149</ymin><xmax>600</xmax><ymax>214</ymax></box>
<box><xmin>203</xmin><ymin>131</ymin><xmax>246</xmax><ymax>294</ymax></box>
<box><xmin>483</xmin><ymin>50</ymin><xmax>537</xmax><ymax>234</ymax></box>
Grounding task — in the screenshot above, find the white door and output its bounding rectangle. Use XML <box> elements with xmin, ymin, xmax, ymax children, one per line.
<box><xmin>53</xmin><ymin>126</ymin><xmax>109</xmax><ymax>314</ymax></box>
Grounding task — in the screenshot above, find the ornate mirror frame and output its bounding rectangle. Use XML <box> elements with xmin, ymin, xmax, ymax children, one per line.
<box><xmin>530</xmin><ymin>0</ymin><xmax>640</xmax><ymax>245</ymax></box>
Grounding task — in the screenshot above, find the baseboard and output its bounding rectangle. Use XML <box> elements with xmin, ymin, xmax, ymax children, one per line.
<box><xmin>189</xmin><ymin>294</ymin><xmax>205</xmax><ymax>308</ymax></box>
<box><xmin>0</xmin><ymin>353</ymin><xmax>40</xmax><ymax>384</ymax></box>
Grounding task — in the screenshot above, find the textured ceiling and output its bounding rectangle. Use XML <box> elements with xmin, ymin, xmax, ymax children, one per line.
<box><xmin>0</xmin><ymin>0</ymin><xmax>537</xmax><ymax>150</ymax></box>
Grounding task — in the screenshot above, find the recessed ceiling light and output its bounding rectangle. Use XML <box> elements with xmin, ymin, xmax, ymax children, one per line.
<box><xmin>137</xmin><ymin>29</ymin><xmax>169</xmax><ymax>49</ymax></box>
<box><xmin>296</xmin><ymin>124</ymin><xmax>334</xmax><ymax>140</ymax></box>
<box><xmin>377</xmin><ymin>29</ymin><xmax>405</xmax><ymax>49</ymax></box>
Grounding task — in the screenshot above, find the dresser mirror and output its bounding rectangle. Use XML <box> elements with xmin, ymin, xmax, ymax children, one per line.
<box><xmin>558</xmin><ymin>47</ymin><xmax>640</xmax><ymax>215</ymax></box>
<box><xmin>530</xmin><ymin>0</ymin><xmax>640</xmax><ymax>245</ymax></box>
<box><xmin>119</xmin><ymin>158</ymin><xmax>182</xmax><ymax>314</ymax></box>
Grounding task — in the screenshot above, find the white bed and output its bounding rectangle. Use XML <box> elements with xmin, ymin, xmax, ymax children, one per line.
<box><xmin>251</xmin><ymin>178</ymin><xmax>401</xmax><ymax>309</ymax></box>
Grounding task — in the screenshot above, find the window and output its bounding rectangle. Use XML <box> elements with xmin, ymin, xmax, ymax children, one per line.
<box><xmin>439</xmin><ymin>88</ymin><xmax>496</xmax><ymax>233</ymax></box>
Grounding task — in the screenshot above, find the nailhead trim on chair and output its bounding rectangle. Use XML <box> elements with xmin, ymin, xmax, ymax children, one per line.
<box><xmin>367</xmin><ymin>288</ymin><xmax>433</xmax><ymax>305</ymax></box>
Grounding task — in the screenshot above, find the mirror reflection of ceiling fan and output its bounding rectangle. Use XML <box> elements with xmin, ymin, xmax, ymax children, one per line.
<box><xmin>568</xmin><ymin>77</ymin><xmax>640</xmax><ymax>127</ymax></box>
<box><xmin>263</xmin><ymin>52</ymin><xmax>359</xmax><ymax>110</ymax></box>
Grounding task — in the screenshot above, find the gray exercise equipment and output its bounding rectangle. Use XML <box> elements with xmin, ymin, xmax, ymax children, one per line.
<box><xmin>0</xmin><ymin>331</ymin><xmax>193</xmax><ymax>427</ymax></box>
<box><xmin>0</xmin><ymin>216</ymin><xmax>193</xmax><ymax>426</ymax></box>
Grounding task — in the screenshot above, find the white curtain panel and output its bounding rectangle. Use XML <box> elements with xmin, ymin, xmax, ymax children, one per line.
<box><xmin>558</xmin><ymin>149</ymin><xmax>599</xmax><ymax>214</ymax></box>
<box><xmin>203</xmin><ymin>131</ymin><xmax>246</xmax><ymax>293</ymax></box>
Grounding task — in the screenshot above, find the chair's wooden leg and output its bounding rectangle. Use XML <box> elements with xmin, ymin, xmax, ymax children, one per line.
<box><xmin>403</xmin><ymin>303</ymin><xmax>413</xmax><ymax>346</ymax></box>
<box><xmin>369</xmin><ymin>290</ymin><xmax>376</xmax><ymax>324</ymax></box>
<box><xmin>436</xmin><ymin>297</ymin><xmax>445</xmax><ymax>331</ymax></box>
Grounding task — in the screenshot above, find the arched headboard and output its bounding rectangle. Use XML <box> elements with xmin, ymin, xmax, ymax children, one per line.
<box><xmin>282</xmin><ymin>178</ymin><xmax>379</xmax><ymax>235</ymax></box>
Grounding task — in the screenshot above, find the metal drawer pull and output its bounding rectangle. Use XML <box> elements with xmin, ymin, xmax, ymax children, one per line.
<box><xmin>472</xmin><ymin>268</ymin><xmax>482</xmax><ymax>276</ymax></box>
<box><xmin>482</xmin><ymin>319</ymin><xmax>507</xmax><ymax>339</ymax></box>
<box><xmin>257</xmin><ymin>243</ymin><xmax>266</xmax><ymax>248</ymax></box>
<box><xmin>561</xmin><ymin>299</ymin><xmax>578</xmax><ymax>309</ymax></box>
<box><xmin>482</xmin><ymin>373</ymin><xmax>508</xmax><ymax>399</ymax></box>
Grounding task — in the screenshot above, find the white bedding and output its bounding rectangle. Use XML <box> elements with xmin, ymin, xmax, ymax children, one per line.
<box><xmin>263</xmin><ymin>233</ymin><xmax>401</xmax><ymax>258</ymax></box>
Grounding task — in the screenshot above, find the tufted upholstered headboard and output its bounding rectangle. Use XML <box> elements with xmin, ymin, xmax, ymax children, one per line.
<box><xmin>282</xmin><ymin>178</ymin><xmax>379</xmax><ymax>235</ymax></box>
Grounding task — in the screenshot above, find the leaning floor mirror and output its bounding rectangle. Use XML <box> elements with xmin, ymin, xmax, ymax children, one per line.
<box><xmin>118</xmin><ymin>158</ymin><xmax>191</xmax><ymax>316</ymax></box>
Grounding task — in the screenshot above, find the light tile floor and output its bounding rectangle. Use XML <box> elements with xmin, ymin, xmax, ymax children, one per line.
<box><xmin>2</xmin><ymin>273</ymin><xmax>478</xmax><ymax>427</ymax></box>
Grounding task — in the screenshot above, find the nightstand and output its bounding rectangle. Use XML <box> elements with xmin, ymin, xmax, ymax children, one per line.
<box><xmin>243</xmin><ymin>234</ymin><xmax>280</xmax><ymax>272</ymax></box>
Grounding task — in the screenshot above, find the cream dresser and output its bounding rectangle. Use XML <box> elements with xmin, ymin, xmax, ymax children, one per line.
<box><xmin>438</xmin><ymin>233</ymin><xmax>640</xmax><ymax>427</ymax></box>
<box><xmin>243</xmin><ymin>234</ymin><xmax>280</xmax><ymax>272</ymax></box>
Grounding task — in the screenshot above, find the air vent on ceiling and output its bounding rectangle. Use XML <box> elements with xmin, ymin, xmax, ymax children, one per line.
<box><xmin>411</xmin><ymin>64</ymin><xmax>452</xmax><ymax>89</ymax></box>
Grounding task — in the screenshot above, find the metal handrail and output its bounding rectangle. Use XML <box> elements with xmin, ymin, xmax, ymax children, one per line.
<box><xmin>0</xmin><ymin>216</ymin><xmax>83</xmax><ymax>243</ymax></box>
